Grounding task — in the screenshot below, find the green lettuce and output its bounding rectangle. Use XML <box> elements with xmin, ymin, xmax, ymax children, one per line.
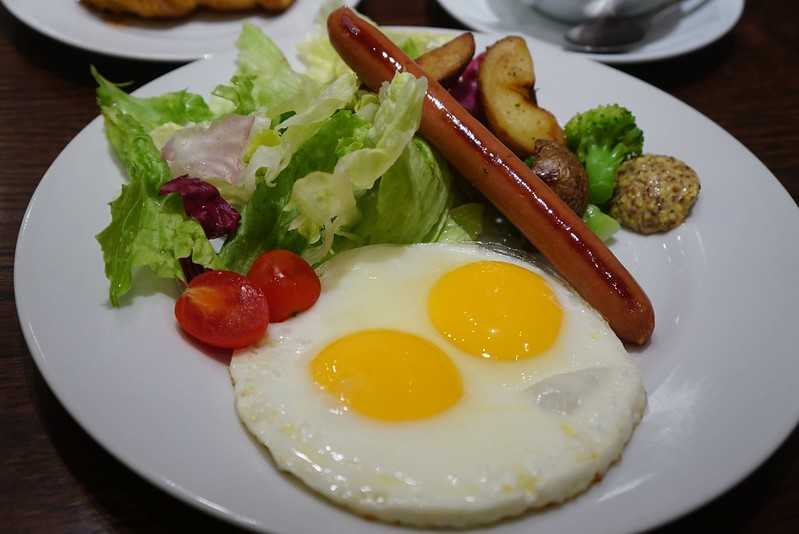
<box><xmin>351</xmin><ymin>137</ymin><xmax>453</xmax><ymax>245</ymax></box>
<box><xmin>386</xmin><ymin>30</ymin><xmax>450</xmax><ymax>59</ymax></box>
<box><xmin>95</xmin><ymin>107</ymin><xmax>220</xmax><ymax>306</ymax></box>
<box><xmin>240</xmin><ymin>72</ymin><xmax>359</xmax><ymax>193</ymax></box>
<box><xmin>218</xmin><ymin>110</ymin><xmax>370</xmax><ymax>273</ymax></box>
<box><xmin>296</xmin><ymin>0</ymin><xmax>357</xmax><ymax>84</ymax></box>
<box><xmin>434</xmin><ymin>203</ymin><xmax>484</xmax><ymax>243</ymax></box>
<box><xmin>149</xmin><ymin>122</ymin><xmax>185</xmax><ymax>150</ymax></box>
<box><xmin>289</xmin><ymin>72</ymin><xmax>427</xmax><ymax>259</ymax></box>
<box><xmin>297</xmin><ymin>1</ymin><xmax>448</xmax><ymax>84</ymax></box>
<box><xmin>349</xmin><ymin>137</ymin><xmax>483</xmax><ymax>247</ymax></box>
<box><xmin>92</xmin><ymin>67</ymin><xmax>212</xmax><ymax>132</ymax></box>
<box><xmin>213</xmin><ymin>23</ymin><xmax>319</xmax><ymax>120</ymax></box>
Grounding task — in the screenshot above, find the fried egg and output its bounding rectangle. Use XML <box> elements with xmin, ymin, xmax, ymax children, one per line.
<box><xmin>230</xmin><ymin>243</ymin><xmax>646</xmax><ymax>527</ymax></box>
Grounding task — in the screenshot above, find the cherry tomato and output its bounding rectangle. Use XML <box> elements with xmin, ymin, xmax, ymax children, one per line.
<box><xmin>175</xmin><ymin>270</ymin><xmax>269</xmax><ymax>349</ymax></box>
<box><xmin>247</xmin><ymin>250</ymin><xmax>321</xmax><ymax>322</ymax></box>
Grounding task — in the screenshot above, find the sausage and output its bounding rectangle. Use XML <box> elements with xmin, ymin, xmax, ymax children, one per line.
<box><xmin>327</xmin><ymin>7</ymin><xmax>654</xmax><ymax>345</ymax></box>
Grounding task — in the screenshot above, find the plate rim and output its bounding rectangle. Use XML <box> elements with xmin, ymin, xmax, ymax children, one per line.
<box><xmin>14</xmin><ymin>24</ymin><xmax>799</xmax><ymax>534</ymax></box>
<box><xmin>435</xmin><ymin>0</ymin><xmax>745</xmax><ymax>64</ymax></box>
<box><xmin>1</xmin><ymin>0</ymin><xmax>209</xmax><ymax>62</ymax></box>
<box><xmin>0</xmin><ymin>0</ymin><xmax>357</xmax><ymax>62</ymax></box>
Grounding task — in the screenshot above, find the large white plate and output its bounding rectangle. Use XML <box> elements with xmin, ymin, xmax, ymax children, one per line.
<box><xmin>437</xmin><ymin>0</ymin><xmax>744</xmax><ymax>64</ymax></box>
<box><xmin>15</xmin><ymin>27</ymin><xmax>799</xmax><ymax>534</ymax></box>
<box><xmin>1</xmin><ymin>0</ymin><xmax>353</xmax><ymax>62</ymax></box>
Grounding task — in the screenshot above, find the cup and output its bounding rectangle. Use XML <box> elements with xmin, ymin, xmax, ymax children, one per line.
<box><xmin>526</xmin><ymin>0</ymin><xmax>668</xmax><ymax>23</ymax></box>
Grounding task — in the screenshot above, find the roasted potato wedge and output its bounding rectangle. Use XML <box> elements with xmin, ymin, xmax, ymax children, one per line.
<box><xmin>478</xmin><ymin>36</ymin><xmax>565</xmax><ymax>155</ymax></box>
<box><xmin>416</xmin><ymin>32</ymin><xmax>476</xmax><ymax>83</ymax></box>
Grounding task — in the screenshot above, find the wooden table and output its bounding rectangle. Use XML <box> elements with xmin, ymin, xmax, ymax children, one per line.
<box><xmin>1</xmin><ymin>1</ymin><xmax>797</xmax><ymax>532</ymax></box>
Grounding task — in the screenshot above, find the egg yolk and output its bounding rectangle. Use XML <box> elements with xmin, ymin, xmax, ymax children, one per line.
<box><xmin>310</xmin><ymin>329</ymin><xmax>462</xmax><ymax>422</ymax></box>
<box><xmin>428</xmin><ymin>261</ymin><xmax>562</xmax><ymax>361</ymax></box>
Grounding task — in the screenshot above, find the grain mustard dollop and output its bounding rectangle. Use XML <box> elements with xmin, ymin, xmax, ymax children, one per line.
<box><xmin>609</xmin><ymin>155</ymin><xmax>700</xmax><ymax>234</ymax></box>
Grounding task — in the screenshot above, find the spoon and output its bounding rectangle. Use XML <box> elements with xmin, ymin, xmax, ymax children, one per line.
<box><xmin>564</xmin><ymin>0</ymin><xmax>685</xmax><ymax>53</ymax></box>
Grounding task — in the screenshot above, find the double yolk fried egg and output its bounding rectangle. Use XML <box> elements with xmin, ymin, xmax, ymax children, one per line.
<box><xmin>230</xmin><ymin>243</ymin><xmax>646</xmax><ymax>527</ymax></box>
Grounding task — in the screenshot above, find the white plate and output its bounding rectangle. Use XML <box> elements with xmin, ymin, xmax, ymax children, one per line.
<box><xmin>1</xmin><ymin>0</ymin><xmax>353</xmax><ymax>62</ymax></box>
<box><xmin>15</xmin><ymin>27</ymin><xmax>799</xmax><ymax>534</ymax></box>
<box><xmin>437</xmin><ymin>0</ymin><xmax>744</xmax><ymax>64</ymax></box>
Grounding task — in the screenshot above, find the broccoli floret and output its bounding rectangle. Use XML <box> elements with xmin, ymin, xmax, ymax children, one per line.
<box><xmin>564</xmin><ymin>104</ymin><xmax>644</xmax><ymax>206</ymax></box>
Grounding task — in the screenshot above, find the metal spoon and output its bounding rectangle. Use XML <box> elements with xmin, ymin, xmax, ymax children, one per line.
<box><xmin>564</xmin><ymin>0</ymin><xmax>685</xmax><ymax>53</ymax></box>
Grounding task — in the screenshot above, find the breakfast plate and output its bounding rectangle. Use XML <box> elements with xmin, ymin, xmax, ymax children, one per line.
<box><xmin>436</xmin><ymin>0</ymin><xmax>744</xmax><ymax>64</ymax></box>
<box><xmin>1</xmin><ymin>0</ymin><xmax>355</xmax><ymax>62</ymax></box>
<box><xmin>14</xmin><ymin>26</ymin><xmax>799</xmax><ymax>534</ymax></box>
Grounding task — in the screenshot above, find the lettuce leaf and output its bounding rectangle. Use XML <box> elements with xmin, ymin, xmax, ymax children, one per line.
<box><xmin>447</xmin><ymin>53</ymin><xmax>485</xmax><ymax>117</ymax></box>
<box><xmin>350</xmin><ymin>137</ymin><xmax>452</xmax><ymax>244</ymax></box>
<box><xmin>161</xmin><ymin>114</ymin><xmax>255</xmax><ymax>183</ymax></box>
<box><xmin>95</xmin><ymin>98</ymin><xmax>219</xmax><ymax>306</ymax></box>
<box><xmin>218</xmin><ymin>110</ymin><xmax>370</xmax><ymax>273</ymax></box>
<box><xmin>296</xmin><ymin>0</ymin><xmax>356</xmax><ymax>84</ymax></box>
<box><xmin>289</xmin><ymin>72</ymin><xmax>427</xmax><ymax>258</ymax></box>
<box><xmin>92</xmin><ymin>67</ymin><xmax>212</xmax><ymax>132</ymax></box>
<box><xmin>298</xmin><ymin>1</ymin><xmax>448</xmax><ymax>84</ymax></box>
<box><xmin>149</xmin><ymin>122</ymin><xmax>184</xmax><ymax>150</ymax></box>
<box><xmin>212</xmin><ymin>23</ymin><xmax>318</xmax><ymax>120</ymax></box>
<box><xmin>385</xmin><ymin>30</ymin><xmax>450</xmax><ymax>59</ymax></box>
<box><xmin>240</xmin><ymin>72</ymin><xmax>359</xmax><ymax>193</ymax></box>
<box><xmin>433</xmin><ymin>203</ymin><xmax>484</xmax><ymax>243</ymax></box>
<box><xmin>159</xmin><ymin>176</ymin><xmax>241</xmax><ymax>239</ymax></box>
<box><xmin>348</xmin><ymin>137</ymin><xmax>483</xmax><ymax>247</ymax></box>
<box><xmin>211</xmin><ymin>75</ymin><xmax>258</xmax><ymax>116</ymax></box>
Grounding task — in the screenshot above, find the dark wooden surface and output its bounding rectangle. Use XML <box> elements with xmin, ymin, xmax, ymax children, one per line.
<box><xmin>1</xmin><ymin>0</ymin><xmax>797</xmax><ymax>532</ymax></box>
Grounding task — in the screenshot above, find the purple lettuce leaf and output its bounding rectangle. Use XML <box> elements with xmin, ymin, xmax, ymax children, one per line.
<box><xmin>445</xmin><ymin>52</ymin><xmax>485</xmax><ymax>118</ymax></box>
<box><xmin>159</xmin><ymin>176</ymin><xmax>240</xmax><ymax>239</ymax></box>
<box><xmin>179</xmin><ymin>257</ymin><xmax>208</xmax><ymax>283</ymax></box>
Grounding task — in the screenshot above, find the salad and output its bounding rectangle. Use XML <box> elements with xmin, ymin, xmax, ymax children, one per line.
<box><xmin>95</xmin><ymin>13</ymin><xmax>482</xmax><ymax>310</ymax></box>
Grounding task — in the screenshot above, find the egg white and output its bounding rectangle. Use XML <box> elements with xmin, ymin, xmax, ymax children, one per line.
<box><xmin>230</xmin><ymin>243</ymin><xmax>646</xmax><ymax>527</ymax></box>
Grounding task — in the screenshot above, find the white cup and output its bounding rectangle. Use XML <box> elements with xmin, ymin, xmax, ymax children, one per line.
<box><xmin>527</xmin><ymin>0</ymin><xmax>669</xmax><ymax>23</ymax></box>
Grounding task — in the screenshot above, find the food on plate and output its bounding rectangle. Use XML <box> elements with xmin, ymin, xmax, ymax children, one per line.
<box><xmin>160</xmin><ymin>176</ymin><xmax>241</xmax><ymax>239</ymax></box>
<box><xmin>562</xmin><ymin>105</ymin><xmax>699</xmax><ymax>237</ymax></box>
<box><xmin>416</xmin><ymin>32</ymin><xmax>476</xmax><ymax>83</ymax></box>
<box><xmin>82</xmin><ymin>0</ymin><xmax>295</xmax><ymax>18</ymax></box>
<box><xmin>161</xmin><ymin>114</ymin><xmax>255</xmax><ymax>184</ymax></box>
<box><xmin>478</xmin><ymin>36</ymin><xmax>565</xmax><ymax>155</ymax></box>
<box><xmin>327</xmin><ymin>7</ymin><xmax>654</xmax><ymax>345</ymax></box>
<box><xmin>175</xmin><ymin>270</ymin><xmax>269</xmax><ymax>349</ymax></box>
<box><xmin>609</xmin><ymin>155</ymin><xmax>701</xmax><ymax>234</ymax></box>
<box><xmin>230</xmin><ymin>243</ymin><xmax>646</xmax><ymax>527</ymax></box>
<box><xmin>247</xmin><ymin>249</ymin><xmax>321</xmax><ymax>322</ymax></box>
<box><xmin>526</xmin><ymin>139</ymin><xmax>588</xmax><ymax>215</ymax></box>
<box><xmin>446</xmin><ymin>52</ymin><xmax>484</xmax><ymax>116</ymax></box>
<box><xmin>564</xmin><ymin>104</ymin><xmax>644</xmax><ymax>206</ymax></box>
<box><xmin>89</xmin><ymin>4</ymin><xmax>668</xmax><ymax>526</ymax></box>
<box><xmin>422</xmin><ymin>29</ymin><xmax>695</xmax><ymax>240</ymax></box>
<box><xmin>174</xmin><ymin>249</ymin><xmax>321</xmax><ymax>347</ymax></box>
<box><xmin>582</xmin><ymin>204</ymin><xmax>621</xmax><ymax>242</ymax></box>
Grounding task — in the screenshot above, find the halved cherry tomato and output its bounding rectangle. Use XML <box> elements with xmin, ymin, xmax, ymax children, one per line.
<box><xmin>175</xmin><ymin>270</ymin><xmax>269</xmax><ymax>349</ymax></box>
<box><xmin>247</xmin><ymin>250</ymin><xmax>321</xmax><ymax>322</ymax></box>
